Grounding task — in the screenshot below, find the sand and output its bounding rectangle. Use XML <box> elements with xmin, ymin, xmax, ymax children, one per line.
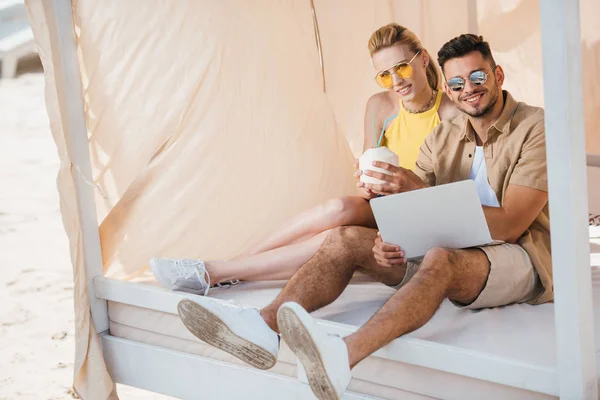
<box><xmin>0</xmin><ymin>57</ymin><xmax>173</xmax><ymax>399</ymax></box>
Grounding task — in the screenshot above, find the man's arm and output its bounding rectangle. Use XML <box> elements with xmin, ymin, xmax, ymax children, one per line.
<box><xmin>363</xmin><ymin>163</ymin><xmax>428</xmax><ymax>195</ymax></box>
<box><xmin>487</xmin><ymin>115</ymin><xmax>548</xmax><ymax>243</ymax></box>
<box><xmin>484</xmin><ymin>184</ymin><xmax>548</xmax><ymax>243</ymax></box>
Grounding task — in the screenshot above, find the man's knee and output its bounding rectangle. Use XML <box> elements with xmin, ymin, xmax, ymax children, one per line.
<box><xmin>423</xmin><ymin>247</ymin><xmax>458</xmax><ymax>263</ymax></box>
<box><xmin>419</xmin><ymin>247</ymin><xmax>457</xmax><ymax>282</ymax></box>
<box><xmin>419</xmin><ymin>247</ymin><xmax>489</xmax><ymax>303</ymax></box>
<box><xmin>326</xmin><ymin>226</ymin><xmax>377</xmax><ymax>258</ymax></box>
<box><xmin>329</xmin><ymin>225</ymin><xmax>377</xmax><ymax>243</ymax></box>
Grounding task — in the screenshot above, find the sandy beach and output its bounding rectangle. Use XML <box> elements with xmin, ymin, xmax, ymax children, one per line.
<box><xmin>0</xmin><ymin>57</ymin><xmax>173</xmax><ymax>399</ymax></box>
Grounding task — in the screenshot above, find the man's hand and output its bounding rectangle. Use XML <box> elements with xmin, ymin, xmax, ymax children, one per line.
<box><xmin>373</xmin><ymin>233</ymin><xmax>407</xmax><ymax>267</ymax></box>
<box><xmin>363</xmin><ymin>161</ymin><xmax>428</xmax><ymax>195</ymax></box>
<box><xmin>355</xmin><ymin>158</ymin><xmax>377</xmax><ymax>200</ymax></box>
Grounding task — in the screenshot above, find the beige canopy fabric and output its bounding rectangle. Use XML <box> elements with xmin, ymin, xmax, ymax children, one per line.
<box><xmin>25</xmin><ymin>0</ymin><xmax>600</xmax><ymax>399</ymax></box>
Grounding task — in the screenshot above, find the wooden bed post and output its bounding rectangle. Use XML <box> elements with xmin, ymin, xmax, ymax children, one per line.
<box><xmin>539</xmin><ymin>0</ymin><xmax>597</xmax><ymax>398</ymax></box>
<box><xmin>45</xmin><ymin>0</ymin><xmax>109</xmax><ymax>334</ymax></box>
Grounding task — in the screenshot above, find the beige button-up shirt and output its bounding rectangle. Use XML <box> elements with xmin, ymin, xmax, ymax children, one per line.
<box><xmin>415</xmin><ymin>91</ymin><xmax>552</xmax><ymax>304</ymax></box>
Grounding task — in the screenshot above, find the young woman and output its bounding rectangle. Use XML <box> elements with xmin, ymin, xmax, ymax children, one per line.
<box><xmin>150</xmin><ymin>23</ymin><xmax>459</xmax><ymax>294</ymax></box>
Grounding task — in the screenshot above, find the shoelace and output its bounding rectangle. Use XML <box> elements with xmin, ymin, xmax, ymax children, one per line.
<box><xmin>222</xmin><ymin>299</ymin><xmax>247</xmax><ymax>314</ymax></box>
<box><xmin>213</xmin><ymin>279</ymin><xmax>241</xmax><ymax>289</ymax></box>
<box><xmin>198</xmin><ymin>266</ymin><xmax>210</xmax><ymax>296</ymax></box>
<box><xmin>179</xmin><ymin>261</ymin><xmax>211</xmax><ymax>296</ymax></box>
<box><xmin>172</xmin><ymin>259</ymin><xmax>240</xmax><ymax>295</ymax></box>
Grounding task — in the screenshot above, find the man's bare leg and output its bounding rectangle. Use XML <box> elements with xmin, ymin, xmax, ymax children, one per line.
<box><xmin>344</xmin><ymin>247</ymin><xmax>489</xmax><ymax>367</ymax></box>
<box><xmin>256</xmin><ymin>226</ymin><xmax>489</xmax><ymax>366</ymax></box>
<box><xmin>237</xmin><ymin>196</ymin><xmax>376</xmax><ymax>258</ymax></box>
<box><xmin>259</xmin><ymin>226</ymin><xmax>406</xmax><ymax>332</ymax></box>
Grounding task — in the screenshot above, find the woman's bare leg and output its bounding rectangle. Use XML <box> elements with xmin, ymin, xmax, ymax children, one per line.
<box><xmin>206</xmin><ymin>230</ymin><xmax>330</xmax><ymax>284</ymax></box>
<box><xmin>237</xmin><ymin>196</ymin><xmax>376</xmax><ymax>258</ymax></box>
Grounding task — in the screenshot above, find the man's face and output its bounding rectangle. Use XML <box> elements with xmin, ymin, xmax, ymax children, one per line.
<box><xmin>442</xmin><ymin>51</ymin><xmax>503</xmax><ymax>118</ymax></box>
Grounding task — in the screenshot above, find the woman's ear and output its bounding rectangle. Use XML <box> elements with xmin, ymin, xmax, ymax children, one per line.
<box><xmin>422</xmin><ymin>50</ymin><xmax>430</xmax><ymax>68</ymax></box>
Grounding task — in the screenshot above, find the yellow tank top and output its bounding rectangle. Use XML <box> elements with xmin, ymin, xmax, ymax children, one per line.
<box><xmin>381</xmin><ymin>90</ymin><xmax>443</xmax><ymax>170</ymax></box>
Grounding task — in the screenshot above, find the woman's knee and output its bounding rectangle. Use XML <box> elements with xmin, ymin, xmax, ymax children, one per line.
<box><xmin>322</xmin><ymin>196</ymin><xmax>370</xmax><ymax>226</ymax></box>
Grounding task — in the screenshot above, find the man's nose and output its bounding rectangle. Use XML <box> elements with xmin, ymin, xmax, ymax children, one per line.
<box><xmin>462</xmin><ymin>78</ymin><xmax>478</xmax><ymax>94</ymax></box>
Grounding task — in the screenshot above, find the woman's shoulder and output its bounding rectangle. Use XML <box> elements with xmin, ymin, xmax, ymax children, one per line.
<box><xmin>437</xmin><ymin>92</ymin><xmax>462</xmax><ymax>121</ymax></box>
<box><xmin>366</xmin><ymin>91</ymin><xmax>398</xmax><ymax>118</ymax></box>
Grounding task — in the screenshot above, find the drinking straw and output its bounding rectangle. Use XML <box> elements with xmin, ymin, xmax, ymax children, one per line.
<box><xmin>377</xmin><ymin>114</ymin><xmax>398</xmax><ymax>148</ymax></box>
<box><xmin>372</xmin><ymin>111</ymin><xmax>377</xmax><ymax>148</ymax></box>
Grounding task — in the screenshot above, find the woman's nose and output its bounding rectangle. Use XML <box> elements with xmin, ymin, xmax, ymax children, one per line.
<box><xmin>391</xmin><ymin>73</ymin><xmax>404</xmax><ymax>87</ymax></box>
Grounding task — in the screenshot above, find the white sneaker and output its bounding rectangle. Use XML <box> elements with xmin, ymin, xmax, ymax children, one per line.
<box><xmin>149</xmin><ymin>258</ymin><xmax>210</xmax><ymax>295</ymax></box>
<box><xmin>178</xmin><ymin>298</ymin><xmax>279</xmax><ymax>370</ymax></box>
<box><xmin>277</xmin><ymin>302</ymin><xmax>351</xmax><ymax>400</ymax></box>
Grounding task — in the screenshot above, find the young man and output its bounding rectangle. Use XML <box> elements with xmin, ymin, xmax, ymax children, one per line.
<box><xmin>177</xmin><ymin>34</ymin><xmax>552</xmax><ymax>400</ymax></box>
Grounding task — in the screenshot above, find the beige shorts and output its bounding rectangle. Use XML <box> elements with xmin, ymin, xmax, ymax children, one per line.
<box><xmin>395</xmin><ymin>243</ymin><xmax>540</xmax><ymax>310</ymax></box>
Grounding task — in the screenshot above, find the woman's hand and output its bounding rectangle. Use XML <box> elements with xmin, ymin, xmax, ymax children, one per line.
<box><xmin>372</xmin><ymin>233</ymin><xmax>406</xmax><ymax>267</ymax></box>
<box><xmin>355</xmin><ymin>159</ymin><xmax>377</xmax><ymax>200</ymax></box>
<box><xmin>363</xmin><ymin>161</ymin><xmax>427</xmax><ymax>196</ymax></box>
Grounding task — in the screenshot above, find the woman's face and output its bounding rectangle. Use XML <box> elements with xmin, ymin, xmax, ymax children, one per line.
<box><xmin>372</xmin><ymin>44</ymin><xmax>430</xmax><ymax>101</ymax></box>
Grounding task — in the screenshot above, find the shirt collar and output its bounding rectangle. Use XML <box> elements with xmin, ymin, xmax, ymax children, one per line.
<box><xmin>461</xmin><ymin>90</ymin><xmax>519</xmax><ymax>142</ymax></box>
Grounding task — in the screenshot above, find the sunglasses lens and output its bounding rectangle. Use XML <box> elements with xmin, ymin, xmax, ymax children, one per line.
<box><xmin>447</xmin><ymin>77</ymin><xmax>464</xmax><ymax>92</ymax></box>
<box><xmin>376</xmin><ymin>73</ymin><xmax>393</xmax><ymax>88</ymax></box>
<box><xmin>394</xmin><ymin>63</ymin><xmax>412</xmax><ymax>79</ymax></box>
<box><xmin>470</xmin><ymin>71</ymin><xmax>487</xmax><ymax>85</ymax></box>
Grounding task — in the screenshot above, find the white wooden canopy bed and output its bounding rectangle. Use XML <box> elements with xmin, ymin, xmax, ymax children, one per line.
<box><xmin>27</xmin><ymin>0</ymin><xmax>600</xmax><ymax>398</ymax></box>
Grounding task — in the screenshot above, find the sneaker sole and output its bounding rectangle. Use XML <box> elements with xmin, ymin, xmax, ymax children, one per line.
<box><xmin>277</xmin><ymin>305</ymin><xmax>339</xmax><ymax>400</ymax></box>
<box><xmin>178</xmin><ymin>299</ymin><xmax>277</xmax><ymax>370</ymax></box>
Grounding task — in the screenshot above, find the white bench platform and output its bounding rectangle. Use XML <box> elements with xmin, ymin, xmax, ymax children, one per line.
<box><xmin>95</xmin><ymin>235</ymin><xmax>600</xmax><ymax>400</ymax></box>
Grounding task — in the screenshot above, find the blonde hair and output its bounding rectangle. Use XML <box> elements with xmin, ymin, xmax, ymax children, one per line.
<box><xmin>368</xmin><ymin>23</ymin><xmax>440</xmax><ymax>90</ymax></box>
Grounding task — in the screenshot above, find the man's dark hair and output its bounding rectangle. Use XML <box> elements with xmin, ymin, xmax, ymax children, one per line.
<box><xmin>437</xmin><ymin>34</ymin><xmax>496</xmax><ymax>71</ymax></box>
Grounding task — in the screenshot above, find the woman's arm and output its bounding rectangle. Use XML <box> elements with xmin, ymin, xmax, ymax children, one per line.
<box><xmin>363</xmin><ymin>92</ymin><xmax>394</xmax><ymax>151</ymax></box>
<box><xmin>358</xmin><ymin>93</ymin><xmax>394</xmax><ymax>199</ymax></box>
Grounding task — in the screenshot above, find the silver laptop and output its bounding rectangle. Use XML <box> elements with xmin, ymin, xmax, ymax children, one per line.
<box><xmin>370</xmin><ymin>180</ymin><xmax>500</xmax><ymax>260</ymax></box>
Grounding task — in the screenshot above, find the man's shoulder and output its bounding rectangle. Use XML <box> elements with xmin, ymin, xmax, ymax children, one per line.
<box><xmin>512</xmin><ymin>101</ymin><xmax>545</xmax><ymax>132</ymax></box>
<box><xmin>431</xmin><ymin>113</ymin><xmax>466</xmax><ymax>138</ymax></box>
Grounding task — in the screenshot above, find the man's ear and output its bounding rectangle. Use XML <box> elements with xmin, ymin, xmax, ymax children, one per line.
<box><xmin>443</xmin><ymin>81</ymin><xmax>452</xmax><ymax>97</ymax></box>
<box><xmin>494</xmin><ymin>65</ymin><xmax>505</xmax><ymax>87</ymax></box>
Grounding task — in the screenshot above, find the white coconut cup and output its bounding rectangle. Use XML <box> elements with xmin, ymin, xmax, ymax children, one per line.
<box><xmin>359</xmin><ymin>147</ymin><xmax>399</xmax><ymax>184</ymax></box>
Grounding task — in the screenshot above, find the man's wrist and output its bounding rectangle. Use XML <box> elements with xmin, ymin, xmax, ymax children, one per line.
<box><xmin>408</xmin><ymin>174</ymin><xmax>428</xmax><ymax>191</ymax></box>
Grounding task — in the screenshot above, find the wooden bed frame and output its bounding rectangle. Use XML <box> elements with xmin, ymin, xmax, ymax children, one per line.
<box><xmin>45</xmin><ymin>0</ymin><xmax>598</xmax><ymax>398</ymax></box>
